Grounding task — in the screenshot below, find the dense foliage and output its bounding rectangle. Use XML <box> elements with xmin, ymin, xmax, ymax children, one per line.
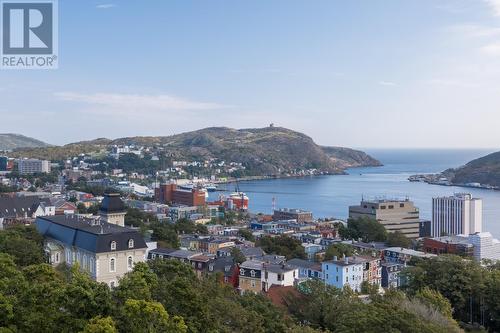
<box><xmin>402</xmin><ymin>254</ymin><xmax>500</xmax><ymax>331</ymax></box>
<box><xmin>288</xmin><ymin>280</ymin><xmax>461</xmax><ymax>333</ymax></box>
<box><xmin>338</xmin><ymin>217</ymin><xmax>387</xmax><ymax>242</ymax></box>
<box><xmin>256</xmin><ymin>235</ymin><xmax>307</xmax><ymax>260</ymax></box>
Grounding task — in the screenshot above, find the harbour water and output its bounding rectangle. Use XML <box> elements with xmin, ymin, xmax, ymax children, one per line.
<box><xmin>210</xmin><ymin>149</ymin><xmax>500</xmax><ymax>238</ymax></box>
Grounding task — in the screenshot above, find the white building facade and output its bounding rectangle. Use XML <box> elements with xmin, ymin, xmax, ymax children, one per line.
<box><xmin>18</xmin><ymin>159</ymin><xmax>50</xmax><ymax>174</ymax></box>
<box><xmin>431</xmin><ymin>193</ymin><xmax>482</xmax><ymax>237</ymax></box>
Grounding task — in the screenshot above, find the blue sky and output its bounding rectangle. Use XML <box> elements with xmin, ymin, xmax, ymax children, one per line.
<box><xmin>2</xmin><ymin>0</ymin><xmax>500</xmax><ymax>148</ymax></box>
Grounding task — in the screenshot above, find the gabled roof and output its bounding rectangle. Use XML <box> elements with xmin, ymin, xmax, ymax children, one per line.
<box><xmin>36</xmin><ymin>215</ymin><xmax>147</xmax><ymax>253</ymax></box>
<box><xmin>0</xmin><ymin>196</ymin><xmax>51</xmax><ymax>218</ymax></box>
<box><xmin>287</xmin><ymin>258</ymin><xmax>320</xmax><ymax>270</ymax></box>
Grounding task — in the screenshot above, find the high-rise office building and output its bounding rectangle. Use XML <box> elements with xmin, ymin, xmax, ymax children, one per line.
<box><xmin>431</xmin><ymin>193</ymin><xmax>482</xmax><ymax>237</ymax></box>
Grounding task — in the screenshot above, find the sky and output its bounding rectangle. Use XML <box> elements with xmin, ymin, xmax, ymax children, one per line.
<box><xmin>2</xmin><ymin>0</ymin><xmax>500</xmax><ymax>148</ymax></box>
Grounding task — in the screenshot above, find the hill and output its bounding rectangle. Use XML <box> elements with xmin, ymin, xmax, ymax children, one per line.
<box><xmin>444</xmin><ymin>151</ymin><xmax>500</xmax><ymax>187</ymax></box>
<box><xmin>8</xmin><ymin>127</ymin><xmax>381</xmax><ymax>175</ymax></box>
<box><xmin>0</xmin><ymin>133</ymin><xmax>50</xmax><ymax>151</ymax></box>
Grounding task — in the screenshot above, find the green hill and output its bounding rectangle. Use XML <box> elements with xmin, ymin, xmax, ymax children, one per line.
<box><xmin>7</xmin><ymin>127</ymin><xmax>381</xmax><ymax>175</ymax></box>
<box><xmin>445</xmin><ymin>151</ymin><xmax>500</xmax><ymax>187</ymax></box>
<box><xmin>0</xmin><ymin>133</ymin><xmax>50</xmax><ymax>151</ymax></box>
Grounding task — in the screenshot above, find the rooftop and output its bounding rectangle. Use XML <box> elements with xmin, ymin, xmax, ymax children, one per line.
<box><xmin>99</xmin><ymin>193</ymin><xmax>126</xmax><ymax>214</ymax></box>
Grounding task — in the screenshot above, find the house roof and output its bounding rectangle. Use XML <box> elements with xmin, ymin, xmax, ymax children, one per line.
<box><xmin>36</xmin><ymin>215</ymin><xmax>147</xmax><ymax>253</ymax></box>
<box><xmin>287</xmin><ymin>258</ymin><xmax>319</xmax><ymax>270</ymax></box>
<box><xmin>240</xmin><ymin>260</ymin><xmax>263</xmax><ymax>270</ymax></box>
<box><xmin>239</xmin><ymin>246</ymin><xmax>265</xmax><ymax>258</ymax></box>
<box><xmin>264</xmin><ymin>263</ymin><xmax>297</xmax><ymax>274</ymax></box>
<box><xmin>0</xmin><ymin>196</ymin><xmax>51</xmax><ymax>218</ymax></box>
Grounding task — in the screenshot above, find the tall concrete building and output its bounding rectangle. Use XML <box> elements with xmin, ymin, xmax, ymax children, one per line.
<box><xmin>17</xmin><ymin>158</ymin><xmax>50</xmax><ymax>174</ymax></box>
<box><xmin>431</xmin><ymin>193</ymin><xmax>482</xmax><ymax>237</ymax></box>
<box><xmin>349</xmin><ymin>198</ymin><xmax>420</xmax><ymax>238</ymax></box>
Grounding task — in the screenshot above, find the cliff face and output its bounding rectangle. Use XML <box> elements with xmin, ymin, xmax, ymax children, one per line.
<box><xmin>6</xmin><ymin>126</ymin><xmax>382</xmax><ymax>175</ymax></box>
<box><xmin>445</xmin><ymin>151</ymin><xmax>500</xmax><ymax>187</ymax></box>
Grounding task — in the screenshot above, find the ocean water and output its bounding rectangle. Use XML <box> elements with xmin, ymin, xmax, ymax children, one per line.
<box><xmin>210</xmin><ymin>149</ymin><xmax>500</xmax><ymax>238</ymax></box>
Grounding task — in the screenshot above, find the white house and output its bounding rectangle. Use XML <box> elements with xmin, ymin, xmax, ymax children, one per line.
<box><xmin>261</xmin><ymin>264</ymin><xmax>298</xmax><ymax>292</ymax></box>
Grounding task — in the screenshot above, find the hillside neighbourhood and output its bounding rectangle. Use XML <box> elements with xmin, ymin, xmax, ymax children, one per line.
<box><xmin>1</xmin><ymin>145</ymin><xmax>500</xmax><ymax>332</ymax></box>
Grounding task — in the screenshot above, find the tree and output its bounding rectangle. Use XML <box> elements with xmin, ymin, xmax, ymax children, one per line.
<box><xmin>117</xmin><ymin>299</ymin><xmax>187</xmax><ymax>333</ymax></box>
<box><xmin>387</xmin><ymin>231</ymin><xmax>411</xmax><ymax>248</ymax></box>
<box><xmin>324</xmin><ymin>243</ymin><xmax>354</xmax><ymax>261</ymax></box>
<box><xmin>81</xmin><ymin>316</ymin><xmax>117</xmax><ymax>333</ymax></box>
<box><xmin>230</xmin><ymin>247</ymin><xmax>246</xmax><ymax>264</ymax></box>
<box><xmin>257</xmin><ymin>235</ymin><xmax>306</xmax><ymax>260</ymax></box>
<box><xmin>0</xmin><ymin>225</ymin><xmax>45</xmax><ymax>266</ymax></box>
<box><xmin>238</xmin><ymin>228</ymin><xmax>255</xmax><ymax>242</ymax></box>
<box><xmin>414</xmin><ymin>287</ymin><xmax>453</xmax><ymax>319</ymax></box>
<box><xmin>343</xmin><ymin>217</ymin><xmax>387</xmax><ymax>242</ymax></box>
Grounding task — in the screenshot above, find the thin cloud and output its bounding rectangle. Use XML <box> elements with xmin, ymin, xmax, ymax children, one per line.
<box><xmin>447</xmin><ymin>24</ymin><xmax>500</xmax><ymax>38</ymax></box>
<box><xmin>96</xmin><ymin>4</ymin><xmax>116</xmax><ymax>9</ymax></box>
<box><xmin>484</xmin><ymin>0</ymin><xmax>500</xmax><ymax>16</ymax></box>
<box><xmin>378</xmin><ymin>81</ymin><xmax>397</xmax><ymax>86</ymax></box>
<box><xmin>480</xmin><ymin>42</ymin><xmax>500</xmax><ymax>55</ymax></box>
<box><xmin>54</xmin><ymin>92</ymin><xmax>228</xmax><ymax>111</ymax></box>
<box><xmin>427</xmin><ymin>79</ymin><xmax>478</xmax><ymax>88</ymax></box>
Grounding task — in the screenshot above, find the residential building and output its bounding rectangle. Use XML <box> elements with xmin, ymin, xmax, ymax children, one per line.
<box><xmin>261</xmin><ymin>264</ymin><xmax>298</xmax><ymax>292</ymax></box>
<box><xmin>0</xmin><ymin>196</ymin><xmax>55</xmax><ymax>229</ymax></box>
<box><xmin>18</xmin><ymin>159</ymin><xmax>50</xmax><ymax>174</ymax></box>
<box><xmin>383</xmin><ymin>247</ymin><xmax>436</xmax><ymax>264</ymax></box>
<box><xmin>36</xmin><ymin>215</ymin><xmax>147</xmax><ymax>287</ymax></box>
<box><xmin>273</xmin><ymin>208</ymin><xmax>313</xmax><ymax>223</ymax></box>
<box><xmin>381</xmin><ymin>262</ymin><xmax>403</xmax><ymax>289</ymax></box>
<box><xmin>208</xmin><ymin>256</ymin><xmax>239</xmax><ymax>287</ymax></box>
<box><xmin>239</xmin><ymin>260</ymin><xmax>263</xmax><ymax>293</ymax></box>
<box><xmin>350</xmin><ymin>256</ymin><xmax>382</xmax><ymax>287</ymax></box>
<box><xmin>349</xmin><ymin>198</ymin><xmax>420</xmax><ymax>238</ymax></box>
<box><xmin>322</xmin><ymin>256</ymin><xmax>364</xmax><ymax>292</ymax></box>
<box><xmin>49</xmin><ymin>198</ymin><xmax>77</xmax><ymax>215</ymax></box>
<box><xmin>431</xmin><ymin>193</ymin><xmax>482</xmax><ymax>237</ymax></box>
<box><xmin>423</xmin><ymin>236</ymin><xmax>474</xmax><ymax>257</ymax></box>
<box><xmin>199</xmin><ymin>238</ymin><xmax>235</xmax><ymax>254</ymax></box>
<box><xmin>302</xmin><ymin>243</ymin><xmax>323</xmax><ymax>260</ymax></box>
<box><xmin>99</xmin><ymin>193</ymin><xmax>127</xmax><ymax>227</ymax></box>
<box><xmin>287</xmin><ymin>258</ymin><xmax>323</xmax><ymax>280</ymax></box>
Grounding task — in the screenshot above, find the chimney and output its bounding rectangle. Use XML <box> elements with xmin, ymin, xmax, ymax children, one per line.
<box><xmin>333</xmin><ymin>256</ymin><xmax>338</xmax><ymax>261</ymax></box>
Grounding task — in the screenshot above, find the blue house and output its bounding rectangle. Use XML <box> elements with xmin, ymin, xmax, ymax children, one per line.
<box><xmin>287</xmin><ymin>258</ymin><xmax>323</xmax><ymax>280</ymax></box>
<box><xmin>321</xmin><ymin>256</ymin><xmax>363</xmax><ymax>292</ymax></box>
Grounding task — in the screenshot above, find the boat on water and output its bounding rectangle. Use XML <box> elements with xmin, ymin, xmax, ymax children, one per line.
<box><xmin>205</xmin><ymin>183</ymin><xmax>218</xmax><ymax>192</ymax></box>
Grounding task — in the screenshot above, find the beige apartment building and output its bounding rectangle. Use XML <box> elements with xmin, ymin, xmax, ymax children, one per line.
<box><xmin>349</xmin><ymin>198</ymin><xmax>420</xmax><ymax>238</ymax></box>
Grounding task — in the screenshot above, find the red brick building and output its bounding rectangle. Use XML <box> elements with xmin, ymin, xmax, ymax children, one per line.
<box><xmin>423</xmin><ymin>236</ymin><xmax>474</xmax><ymax>257</ymax></box>
<box><xmin>155</xmin><ymin>183</ymin><xmax>206</xmax><ymax>206</ymax></box>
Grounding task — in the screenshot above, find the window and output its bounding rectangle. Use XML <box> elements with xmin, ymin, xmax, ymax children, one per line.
<box><xmin>380</xmin><ymin>205</ymin><xmax>386</xmax><ymax>209</ymax></box>
<box><xmin>128</xmin><ymin>256</ymin><xmax>133</xmax><ymax>270</ymax></box>
<box><xmin>110</xmin><ymin>258</ymin><xmax>116</xmax><ymax>272</ymax></box>
<box><xmin>55</xmin><ymin>252</ymin><xmax>60</xmax><ymax>263</ymax></box>
<box><xmin>388</xmin><ymin>205</ymin><xmax>394</xmax><ymax>209</ymax></box>
<box><xmin>251</xmin><ymin>280</ymin><xmax>255</xmax><ymax>287</ymax></box>
<box><xmin>110</xmin><ymin>281</ymin><xmax>116</xmax><ymax>288</ymax></box>
<box><xmin>250</xmin><ymin>270</ymin><xmax>256</xmax><ymax>277</ymax></box>
<box><xmin>209</xmin><ymin>264</ymin><xmax>214</xmax><ymax>272</ymax></box>
<box><xmin>90</xmin><ymin>258</ymin><xmax>94</xmax><ymax>273</ymax></box>
<box><xmin>400</xmin><ymin>203</ymin><xmax>404</xmax><ymax>208</ymax></box>
<box><xmin>110</xmin><ymin>241</ymin><xmax>117</xmax><ymax>251</ymax></box>
<box><xmin>277</xmin><ymin>274</ymin><xmax>283</xmax><ymax>281</ymax></box>
<box><xmin>240</xmin><ymin>269</ymin><xmax>245</xmax><ymax>275</ymax></box>
<box><xmin>336</xmin><ymin>276</ymin><xmax>339</xmax><ymax>282</ymax></box>
<box><xmin>128</xmin><ymin>239</ymin><xmax>134</xmax><ymax>249</ymax></box>
<box><xmin>83</xmin><ymin>255</ymin><xmax>87</xmax><ymax>268</ymax></box>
